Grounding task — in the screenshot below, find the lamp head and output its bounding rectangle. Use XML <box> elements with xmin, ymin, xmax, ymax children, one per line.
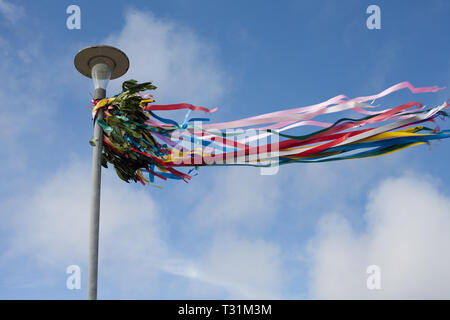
<box><xmin>74</xmin><ymin>45</ymin><xmax>129</xmax><ymax>99</ymax></box>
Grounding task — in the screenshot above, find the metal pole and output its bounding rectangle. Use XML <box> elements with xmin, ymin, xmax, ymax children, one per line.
<box><xmin>87</xmin><ymin>88</ymin><xmax>106</xmax><ymax>300</ymax></box>
<box><xmin>75</xmin><ymin>45</ymin><xmax>129</xmax><ymax>300</ymax></box>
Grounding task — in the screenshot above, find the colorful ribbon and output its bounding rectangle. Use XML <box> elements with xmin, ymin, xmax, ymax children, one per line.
<box><xmin>89</xmin><ymin>80</ymin><xmax>449</xmax><ymax>186</ymax></box>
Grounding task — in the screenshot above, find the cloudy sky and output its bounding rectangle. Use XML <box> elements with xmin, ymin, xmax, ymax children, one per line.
<box><xmin>1</xmin><ymin>0</ymin><xmax>450</xmax><ymax>299</ymax></box>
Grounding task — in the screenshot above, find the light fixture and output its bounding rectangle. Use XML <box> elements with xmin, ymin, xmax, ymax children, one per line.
<box><xmin>74</xmin><ymin>45</ymin><xmax>129</xmax><ymax>99</ymax></box>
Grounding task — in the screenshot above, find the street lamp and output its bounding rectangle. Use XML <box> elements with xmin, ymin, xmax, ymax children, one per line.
<box><xmin>74</xmin><ymin>45</ymin><xmax>129</xmax><ymax>300</ymax></box>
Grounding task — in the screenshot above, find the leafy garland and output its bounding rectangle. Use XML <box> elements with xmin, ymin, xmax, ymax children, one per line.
<box><xmin>92</xmin><ymin>80</ymin><xmax>189</xmax><ymax>185</ymax></box>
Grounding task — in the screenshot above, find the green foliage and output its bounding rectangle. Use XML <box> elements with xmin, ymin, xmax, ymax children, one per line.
<box><xmin>97</xmin><ymin>80</ymin><xmax>162</xmax><ymax>183</ymax></box>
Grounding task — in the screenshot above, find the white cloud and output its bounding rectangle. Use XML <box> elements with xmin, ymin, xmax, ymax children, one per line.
<box><xmin>0</xmin><ymin>0</ymin><xmax>23</xmax><ymax>24</ymax></box>
<box><xmin>0</xmin><ymin>161</ymin><xmax>281</xmax><ymax>299</ymax></box>
<box><xmin>190</xmin><ymin>232</ymin><xmax>283</xmax><ymax>299</ymax></box>
<box><xmin>190</xmin><ymin>166</ymin><xmax>280</xmax><ymax>230</ymax></box>
<box><xmin>0</xmin><ymin>159</ymin><xmax>284</xmax><ymax>298</ymax></box>
<box><xmin>174</xmin><ymin>167</ymin><xmax>284</xmax><ymax>298</ymax></box>
<box><xmin>105</xmin><ymin>10</ymin><xmax>227</xmax><ymax>108</ymax></box>
<box><xmin>308</xmin><ymin>173</ymin><xmax>450</xmax><ymax>299</ymax></box>
<box><xmin>0</xmin><ymin>18</ymin><xmax>65</xmax><ymax>172</ymax></box>
<box><xmin>1</xmin><ymin>160</ymin><xmax>170</xmax><ymax>295</ymax></box>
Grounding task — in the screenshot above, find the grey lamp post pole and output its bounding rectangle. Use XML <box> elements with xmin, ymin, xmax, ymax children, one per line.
<box><xmin>74</xmin><ymin>45</ymin><xmax>129</xmax><ymax>300</ymax></box>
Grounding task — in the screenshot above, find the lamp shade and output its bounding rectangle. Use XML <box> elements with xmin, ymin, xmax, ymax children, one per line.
<box><xmin>74</xmin><ymin>45</ymin><xmax>129</xmax><ymax>100</ymax></box>
<box><xmin>90</xmin><ymin>57</ymin><xmax>113</xmax><ymax>90</ymax></box>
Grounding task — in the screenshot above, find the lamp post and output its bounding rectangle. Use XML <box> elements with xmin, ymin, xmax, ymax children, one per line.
<box><xmin>74</xmin><ymin>45</ymin><xmax>129</xmax><ymax>300</ymax></box>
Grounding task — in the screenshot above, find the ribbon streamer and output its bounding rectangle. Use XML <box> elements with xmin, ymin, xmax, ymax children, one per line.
<box><xmin>89</xmin><ymin>80</ymin><xmax>450</xmax><ymax>186</ymax></box>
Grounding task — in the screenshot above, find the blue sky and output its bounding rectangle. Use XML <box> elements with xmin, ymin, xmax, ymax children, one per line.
<box><xmin>1</xmin><ymin>0</ymin><xmax>450</xmax><ymax>299</ymax></box>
